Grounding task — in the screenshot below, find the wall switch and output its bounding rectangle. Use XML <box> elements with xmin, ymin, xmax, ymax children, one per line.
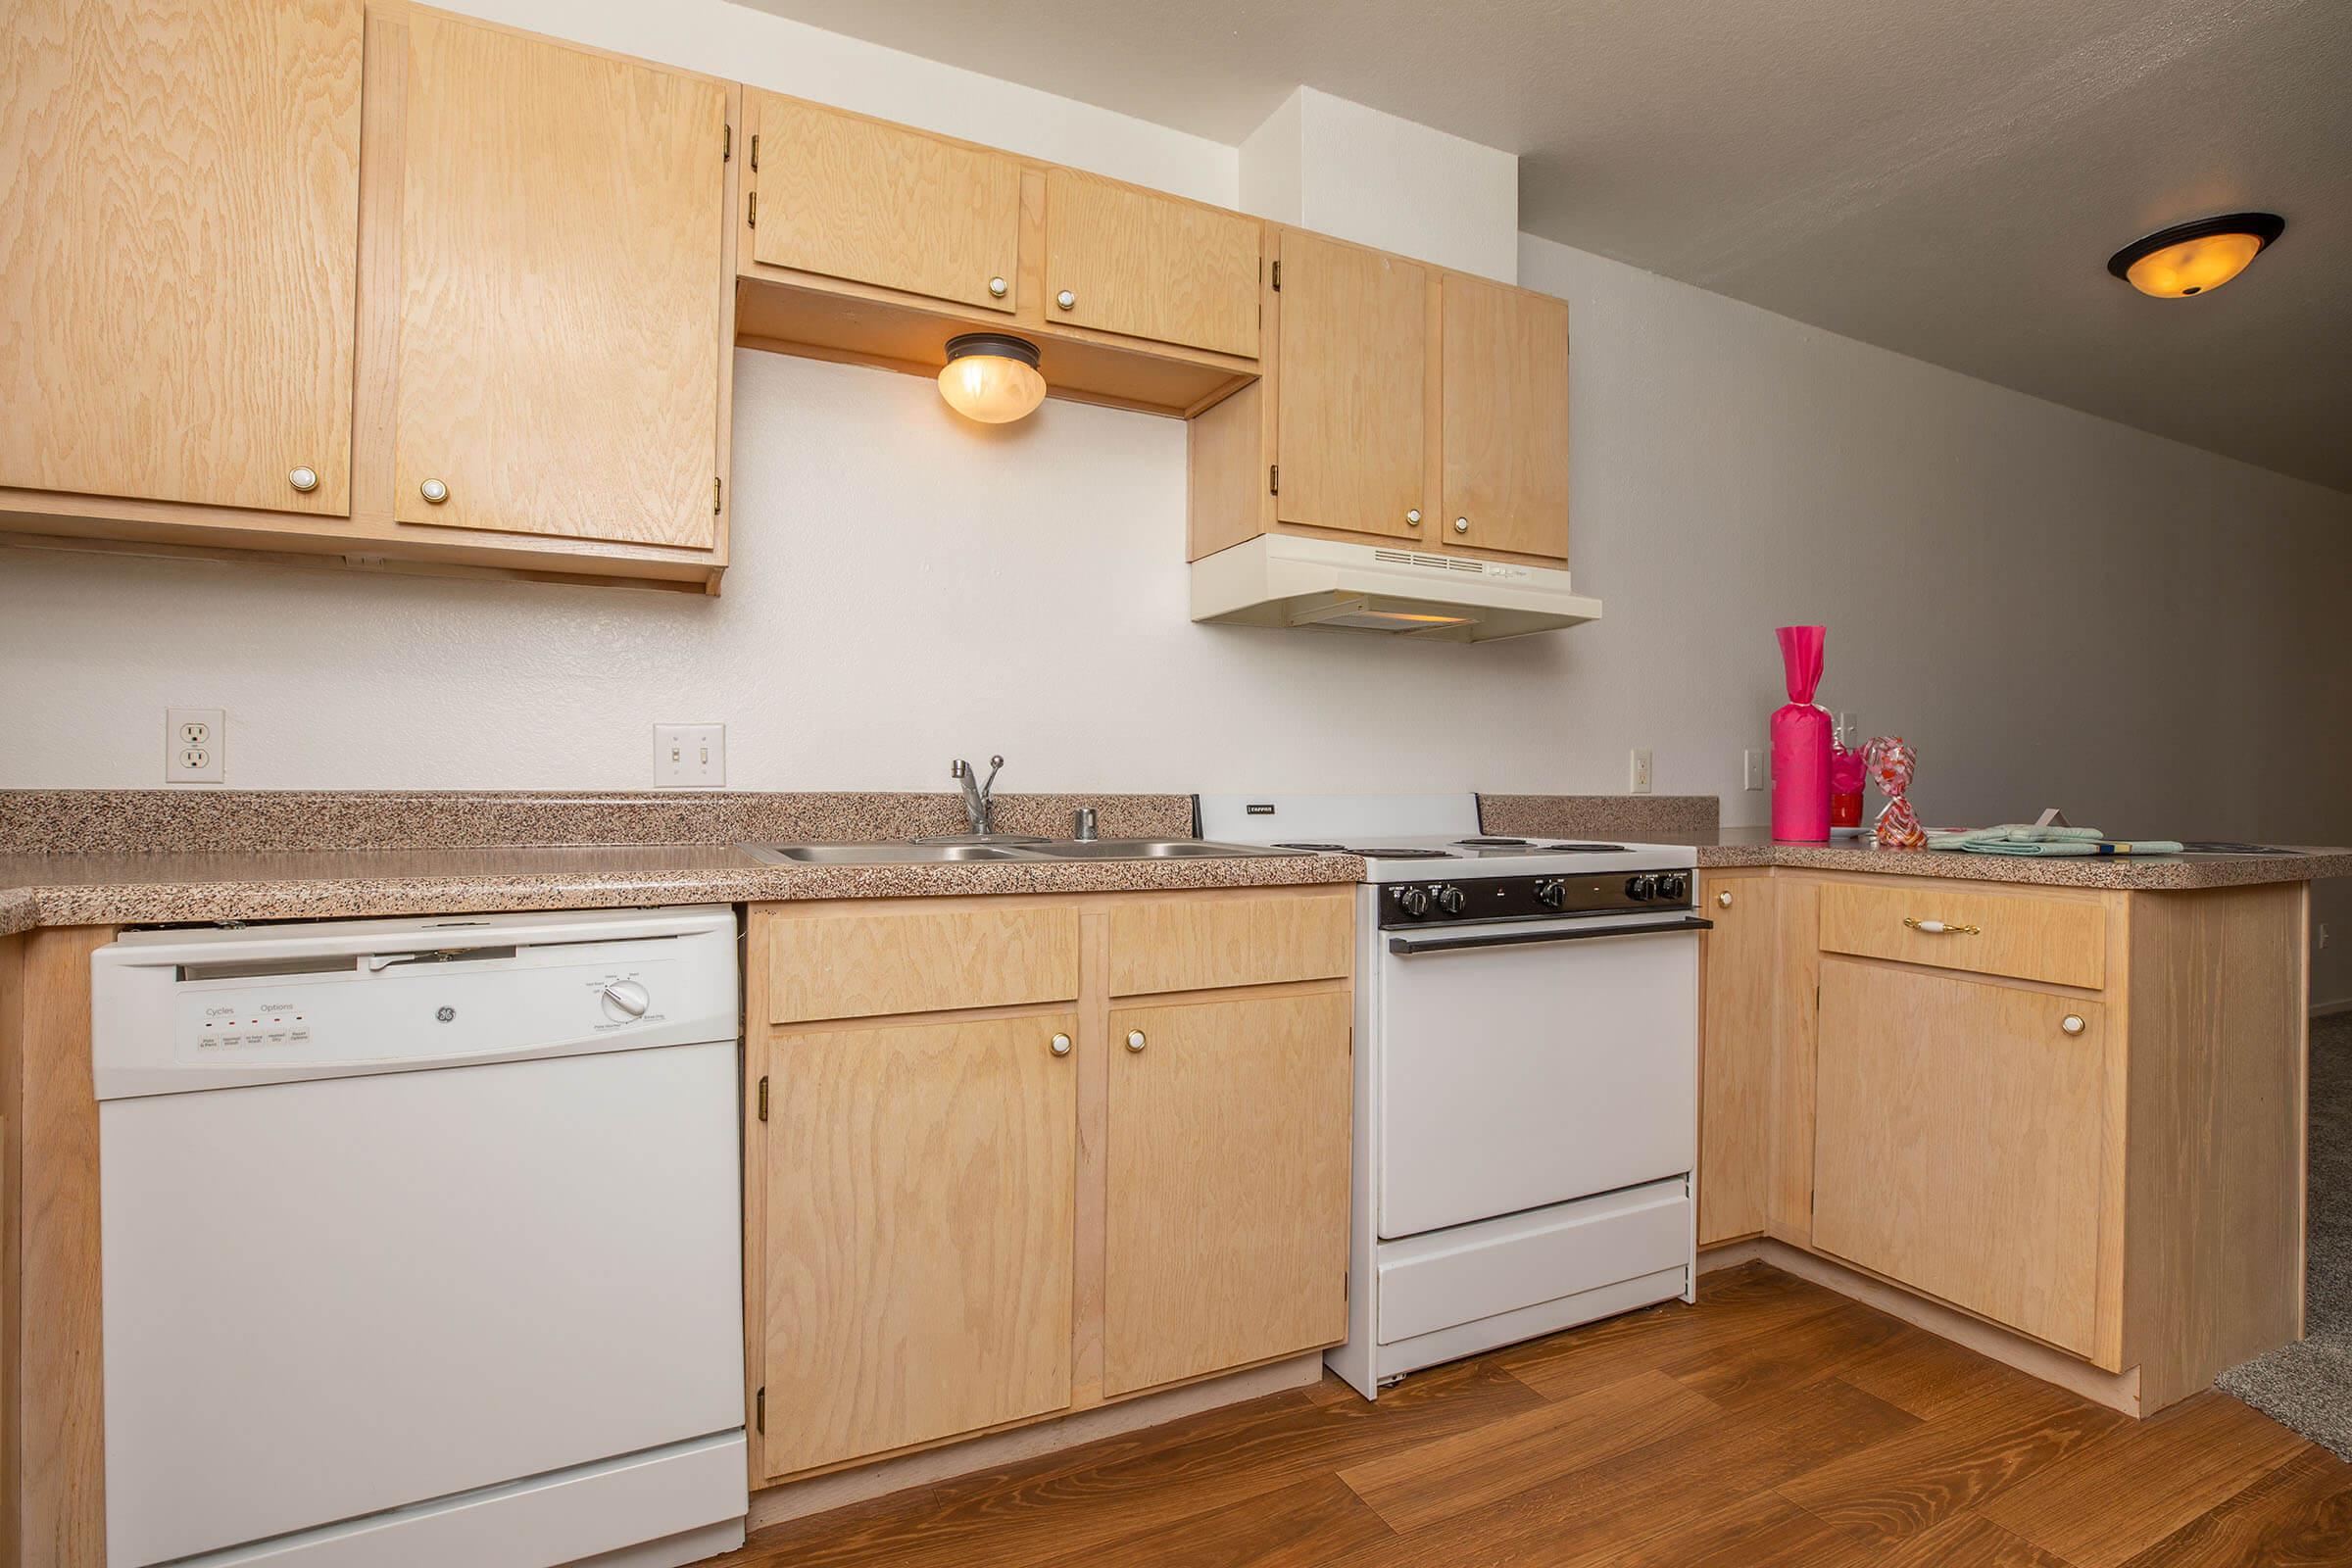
<box><xmin>2321</xmin><ymin>924</ymin><xmax>2332</xmax><ymax>951</ymax></box>
<box><xmin>1742</xmin><ymin>748</ymin><xmax>1766</xmax><ymax>791</ymax></box>
<box><xmin>166</xmin><ymin>708</ymin><xmax>224</xmax><ymax>783</ymax></box>
<box><xmin>1628</xmin><ymin>748</ymin><xmax>1653</xmax><ymax>794</ymax></box>
<box><xmin>654</xmin><ymin>723</ymin><xmax>724</xmax><ymax>788</ymax></box>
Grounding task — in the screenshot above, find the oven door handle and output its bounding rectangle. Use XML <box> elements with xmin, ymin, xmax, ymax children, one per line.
<box><xmin>1386</xmin><ymin>915</ymin><xmax>1714</xmax><ymax>956</ymax></box>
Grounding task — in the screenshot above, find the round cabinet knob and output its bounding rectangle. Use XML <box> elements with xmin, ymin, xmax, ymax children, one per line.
<box><xmin>2061</xmin><ymin>1013</ymin><xmax>2086</xmax><ymax>1037</ymax></box>
<box><xmin>1434</xmin><ymin>884</ymin><xmax>1467</xmax><ymax>916</ymax></box>
<box><xmin>1055</xmin><ymin>289</ymin><xmax>1077</xmax><ymax>311</ymax></box>
<box><xmin>419</xmin><ymin>477</ymin><xmax>450</xmax><ymax>505</ymax></box>
<box><xmin>1536</xmin><ymin>879</ymin><xmax>1567</xmax><ymax>910</ymax></box>
<box><xmin>1050</xmin><ymin>1032</ymin><xmax>1072</xmax><ymax>1057</ymax></box>
<box><xmin>1406</xmin><ymin>509</ymin><xmax>1422</xmax><ymax>524</ymax></box>
<box><xmin>1452</xmin><ymin>516</ymin><xmax>1470</xmax><ymax>534</ymax></box>
<box><xmin>988</xmin><ymin>275</ymin><xmax>1008</xmax><ymax>298</ymax></box>
<box><xmin>1396</xmin><ymin>886</ymin><xmax>1431</xmax><ymax>918</ymax></box>
<box><xmin>287</xmin><ymin>466</ymin><xmax>319</xmax><ymax>494</ymax></box>
<box><xmin>600</xmin><ymin>980</ymin><xmax>651</xmax><ymax>1021</ymax></box>
<box><xmin>1125</xmin><ymin>1029</ymin><xmax>1147</xmax><ymax>1053</ymax></box>
<box><xmin>1716</xmin><ymin>889</ymin><xmax>1734</xmax><ymax>908</ymax></box>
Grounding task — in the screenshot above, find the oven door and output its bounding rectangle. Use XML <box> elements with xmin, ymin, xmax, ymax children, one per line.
<box><xmin>1376</xmin><ymin>913</ymin><xmax>1703</xmax><ymax>1240</ymax></box>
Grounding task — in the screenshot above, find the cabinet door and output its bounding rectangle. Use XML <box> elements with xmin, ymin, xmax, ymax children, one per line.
<box><xmin>760</xmin><ymin>1012</ymin><xmax>1077</xmax><ymax>1477</ymax></box>
<box><xmin>1274</xmin><ymin>232</ymin><xmax>1427</xmax><ymax>541</ymax></box>
<box><xmin>1</xmin><ymin>0</ymin><xmax>361</xmax><ymax>514</ymax></box>
<box><xmin>394</xmin><ymin>12</ymin><xmax>728</xmax><ymax>549</ymax></box>
<box><xmin>1812</xmin><ymin>958</ymin><xmax>2109</xmax><ymax>1357</ymax></box>
<box><xmin>750</xmin><ymin>94</ymin><xmax>1019</xmax><ymax>314</ymax></box>
<box><xmin>1104</xmin><ymin>992</ymin><xmax>1349</xmax><ymax>1396</ymax></box>
<box><xmin>1697</xmin><ymin>874</ymin><xmax>1776</xmax><ymax>1245</ymax></box>
<box><xmin>1045</xmin><ymin>170</ymin><xmax>1260</xmax><ymax>359</ymax></box>
<box><xmin>1440</xmin><ymin>272</ymin><xmax>1569</xmax><ymax>560</ymax></box>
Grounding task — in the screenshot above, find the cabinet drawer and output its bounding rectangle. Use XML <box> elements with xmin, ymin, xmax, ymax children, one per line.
<box><xmin>765</xmin><ymin>903</ymin><xmax>1079</xmax><ymax>1023</ymax></box>
<box><xmin>1108</xmin><ymin>891</ymin><xmax>1352</xmax><ymax>996</ymax></box>
<box><xmin>1818</xmin><ymin>880</ymin><xmax>2105</xmax><ymax>990</ymax></box>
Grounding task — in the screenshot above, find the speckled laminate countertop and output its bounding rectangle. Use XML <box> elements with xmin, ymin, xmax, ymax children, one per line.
<box><xmin>1661</xmin><ymin>826</ymin><xmax>2343</xmax><ymax>890</ymax></box>
<box><xmin>0</xmin><ymin>843</ymin><xmax>1364</xmax><ymax>935</ymax></box>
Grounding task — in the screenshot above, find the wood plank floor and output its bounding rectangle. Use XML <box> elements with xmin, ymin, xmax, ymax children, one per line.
<box><xmin>710</xmin><ymin>1263</ymin><xmax>2352</xmax><ymax>1567</ymax></box>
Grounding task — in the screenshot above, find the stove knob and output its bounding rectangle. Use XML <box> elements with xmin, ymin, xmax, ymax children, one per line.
<box><xmin>1536</xmin><ymin>879</ymin><xmax>1568</xmax><ymax>910</ymax></box>
<box><xmin>1396</xmin><ymin>886</ymin><xmax>1432</xmax><ymax>918</ymax></box>
<box><xmin>1625</xmin><ymin>874</ymin><xmax>1656</xmax><ymax>902</ymax></box>
<box><xmin>1655</xmin><ymin>872</ymin><xmax>1688</xmax><ymax>902</ymax></box>
<box><xmin>1434</xmin><ymin>884</ymin><xmax>1467</xmax><ymax>916</ymax></box>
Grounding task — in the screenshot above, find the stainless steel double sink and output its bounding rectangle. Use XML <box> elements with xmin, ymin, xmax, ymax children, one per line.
<box><xmin>739</xmin><ymin>838</ymin><xmax>1301</xmax><ymax>866</ymax></box>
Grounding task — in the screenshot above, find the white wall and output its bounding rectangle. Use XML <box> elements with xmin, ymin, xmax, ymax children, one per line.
<box><xmin>2</xmin><ymin>1</ymin><xmax>2347</xmax><ymax>996</ymax></box>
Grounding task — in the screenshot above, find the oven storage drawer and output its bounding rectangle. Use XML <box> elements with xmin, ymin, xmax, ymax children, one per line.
<box><xmin>1375</xmin><ymin>1178</ymin><xmax>1690</xmax><ymax>1344</ymax></box>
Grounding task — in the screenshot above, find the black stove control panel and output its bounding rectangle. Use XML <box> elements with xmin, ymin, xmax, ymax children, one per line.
<box><xmin>1380</xmin><ymin>870</ymin><xmax>1696</xmax><ymax>928</ymax></box>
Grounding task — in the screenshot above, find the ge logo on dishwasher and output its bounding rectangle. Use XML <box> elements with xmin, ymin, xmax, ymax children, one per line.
<box><xmin>435</xmin><ymin>1005</ymin><xmax>457</xmax><ymax>1023</ymax></box>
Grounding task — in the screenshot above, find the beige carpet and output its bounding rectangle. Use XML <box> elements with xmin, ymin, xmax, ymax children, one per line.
<box><xmin>2219</xmin><ymin>1012</ymin><xmax>2352</xmax><ymax>1456</ymax></box>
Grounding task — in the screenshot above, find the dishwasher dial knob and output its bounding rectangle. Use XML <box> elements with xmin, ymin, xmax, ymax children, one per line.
<box><xmin>1625</xmin><ymin>874</ymin><xmax>1656</xmax><ymax>902</ymax></box>
<box><xmin>1395</xmin><ymin>886</ymin><xmax>1432</xmax><ymax>918</ymax></box>
<box><xmin>601</xmin><ymin>980</ymin><xmax>651</xmax><ymax>1021</ymax></box>
<box><xmin>1536</xmin><ymin>879</ymin><xmax>1568</xmax><ymax>910</ymax></box>
<box><xmin>1433</xmin><ymin>884</ymin><xmax>1467</xmax><ymax>916</ymax></box>
<box><xmin>1654</xmin><ymin>872</ymin><xmax>1688</xmax><ymax>902</ymax></box>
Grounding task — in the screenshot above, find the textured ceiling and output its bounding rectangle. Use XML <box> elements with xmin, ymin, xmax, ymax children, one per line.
<box><xmin>733</xmin><ymin>0</ymin><xmax>2352</xmax><ymax>493</ymax></box>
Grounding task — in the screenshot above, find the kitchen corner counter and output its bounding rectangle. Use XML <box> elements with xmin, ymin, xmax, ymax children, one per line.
<box><xmin>0</xmin><ymin>844</ymin><xmax>1364</xmax><ymax>934</ymax></box>
<box><xmin>1682</xmin><ymin>827</ymin><xmax>2352</xmax><ymax>890</ymax></box>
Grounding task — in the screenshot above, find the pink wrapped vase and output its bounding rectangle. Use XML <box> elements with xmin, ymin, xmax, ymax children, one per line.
<box><xmin>1771</xmin><ymin>625</ymin><xmax>1831</xmax><ymax>843</ymax></box>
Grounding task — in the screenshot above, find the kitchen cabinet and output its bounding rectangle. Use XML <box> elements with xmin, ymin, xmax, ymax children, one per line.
<box><xmin>1812</xmin><ymin>957</ymin><xmax>2111</xmax><ymax>1357</ymax></box>
<box><xmin>1044</xmin><ymin>170</ymin><xmax>1262</xmax><ymax>359</ymax></box>
<box><xmin>1440</xmin><ymin>272</ymin><xmax>1570</xmax><ymax>560</ymax></box>
<box><xmin>391</xmin><ymin>9</ymin><xmax>731</xmax><ymax>551</ymax></box>
<box><xmin>1270</xmin><ymin>232</ymin><xmax>1430</xmax><ymax>542</ymax></box>
<box><xmin>1696</xmin><ymin>873</ymin><xmax>1775</xmax><ymax>1246</ymax></box>
<box><xmin>1</xmin><ymin>0</ymin><xmax>364</xmax><ymax>516</ymax></box>
<box><xmin>746</xmin><ymin>93</ymin><xmax>1021</xmax><ymax>314</ymax></box>
<box><xmin>1104</xmin><ymin>992</ymin><xmax>1351</xmax><ymax>1395</ymax></box>
<box><xmin>760</xmin><ymin>1012</ymin><xmax>1080</xmax><ymax>1475</ymax></box>
<box><xmin>743</xmin><ymin>887</ymin><xmax>1351</xmax><ymax>1489</ymax></box>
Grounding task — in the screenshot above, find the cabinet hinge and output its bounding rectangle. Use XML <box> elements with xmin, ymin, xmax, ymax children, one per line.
<box><xmin>723</xmin><ymin>122</ymin><xmax>732</xmax><ymax>162</ymax></box>
<box><xmin>755</xmin><ymin>1386</ymin><xmax>765</xmax><ymax>1434</ymax></box>
<box><xmin>714</xmin><ymin>476</ymin><xmax>723</xmax><ymax>516</ymax></box>
<box><xmin>747</xmin><ymin>190</ymin><xmax>757</xmax><ymax>228</ymax></box>
<box><xmin>1271</xmin><ymin>259</ymin><xmax>1282</xmax><ymax>291</ymax></box>
<box><xmin>1268</xmin><ymin>464</ymin><xmax>1279</xmax><ymax>496</ymax></box>
<box><xmin>750</xmin><ymin>132</ymin><xmax>760</xmax><ymax>172</ymax></box>
<box><xmin>757</xmin><ymin>1074</ymin><xmax>768</xmax><ymax>1121</ymax></box>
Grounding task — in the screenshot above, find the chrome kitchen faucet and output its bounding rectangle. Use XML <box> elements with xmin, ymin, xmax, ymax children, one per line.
<box><xmin>951</xmin><ymin>755</ymin><xmax>1005</xmax><ymax>836</ymax></box>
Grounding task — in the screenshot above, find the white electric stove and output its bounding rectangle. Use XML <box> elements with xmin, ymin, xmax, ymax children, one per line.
<box><xmin>1196</xmin><ymin>793</ymin><xmax>1705</xmax><ymax>1396</ymax></box>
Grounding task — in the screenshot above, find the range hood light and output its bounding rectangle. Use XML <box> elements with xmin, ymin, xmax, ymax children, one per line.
<box><xmin>2106</xmin><ymin>212</ymin><xmax>2285</xmax><ymax>298</ymax></box>
<box><xmin>937</xmin><ymin>332</ymin><xmax>1046</xmax><ymax>422</ymax></box>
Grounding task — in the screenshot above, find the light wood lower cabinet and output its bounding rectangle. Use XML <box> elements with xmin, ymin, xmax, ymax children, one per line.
<box><xmin>1696</xmin><ymin>872</ymin><xmax>1775</xmax><ymax>1245</ymax></box>
<box><xmin>1104</xmin><ymin>993</ymin><xmax>1351</xmax><ymax>1395</ymax></box>
<box><xmin>759</xmin><ymin>1012</ymin><xmax>1079</xmax><ymax>1475</ymax></box>
<box><xmin>744</xmin><ymin>887</ymin><xmax>1352</xmax><ymax>1488</ymax></box>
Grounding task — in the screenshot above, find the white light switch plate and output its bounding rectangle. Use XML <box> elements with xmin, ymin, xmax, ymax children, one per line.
<box><xmin>166</xmin><ymin>708</ymin><xmax>224</xmax><ymax>783</ymax></box>
<box><xmin>1742</xmin><ymin>748</ymin><xmax>1766</xmax><ymax>791</ymax></box>
<box><xmin>1628</xmin><ymin>748</ymin><xmax>1653</xmax><ymax>794</ymax></box>
<box><xmin>654</xmin><ymin>723</ymin><xmax>724</xmax><ymax>788</ymax></box>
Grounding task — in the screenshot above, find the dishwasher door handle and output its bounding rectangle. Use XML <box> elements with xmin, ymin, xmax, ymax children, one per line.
<box><xmin>1387</xmin><ymin>915</ymin><xmax>1714</xmax><ymax>956</ymax></box>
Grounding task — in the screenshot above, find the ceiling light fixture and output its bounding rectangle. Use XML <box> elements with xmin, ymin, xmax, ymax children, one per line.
<box><xmin>937</xmin><ymin>332</ymin><xmax>1047</xmax><ymax>423</ymax></box>
<box><xmin>2107</xmin><ymin>212</ymin><xmax>2285</xmax><ymax>299</ymax></box>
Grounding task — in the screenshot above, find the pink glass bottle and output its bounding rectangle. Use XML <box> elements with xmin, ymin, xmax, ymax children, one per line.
<box><xmin>1771</xmin><ymin>625</ymin><xmax>1831</xmax><ymax>843</ymax></box>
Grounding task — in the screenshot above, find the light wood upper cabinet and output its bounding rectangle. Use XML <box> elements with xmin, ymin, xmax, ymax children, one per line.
<box><xmin>1274</xmin><ymin>232</ymin><xmax>1428</xmax><ymax>541</ymax></box>
<box><xmin>749</xmin><ymin>94</ymin><xmax>1019</xmax><ymax>314</ymax></box>
<box><xmin>391</xmin><ymin>10</ymin><xmax>730</xmax><ymax>549</ymax></box>
<box><xmin>1</xmin><ymin>0</ymin><xmax>363</xmax><ymax>515</ymax></box>
<box><xmin>1696</xmin><ymin>874</ymin><xmax>1776</xmax><ymax>1247</ymax></box>
<box><xmin>1811</xmin><ymin>957</ymin><xmax>2111</xmax><ymax>1359</ymax></box>
<box><xmin>759</xmin><ymin>1012</ymin><xmax>1079</xmax><ymax>1478</ymax></box>
<box><xmin>1441</xmin><ymin>272</ymin><xmax>1570</xmax><ymax>560</ymax></box>
<box><xmin>1045</xmin><ymin>169</ymin><xmax>1261</xmax><ymax>359</ymax></box>
<box><xmin>1103</xmin><ymin>991</ymin><xmax>1350</xmax><ymax>1396</ymax></box>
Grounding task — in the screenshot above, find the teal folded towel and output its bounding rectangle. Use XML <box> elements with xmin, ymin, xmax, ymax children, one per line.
<box><xmin>1926</xmin><ymin>824</ymin><xmax>2185</xmax><ymax>858</ymax></box>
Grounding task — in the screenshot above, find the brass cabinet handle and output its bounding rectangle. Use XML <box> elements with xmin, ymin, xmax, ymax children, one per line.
<box><xmin>1716</xmin><ymin>889</ymin><xmax>1733</xmax><ymax>908</ymax></box>
<box><xmin>419</xmin><ymin>477</ymin><xmax>450</xmax><ymax>505</ymax></box>
<box><xmin>2061</xmin><ymin>1014</ymin><xmax>2086</xmax><ymax>1037</ymax></box>
<box><xmin>1452</xmin><ymin>516</ymin><xmax>1470</xmax><ymax>534</ymax></box>
<box><xmin>1050</xmin><ymin>1032</ymin><xmax>1072</xmax><ymax>1057</ymax></box>
<box><xmin>1902</xmin><ymin>916</ymin><xmax>1980</xmax><ymax>936</ymax></box>
<box><xmin>1056</xmin><ymin>289</ymin><xmax>1076</xmax><ymax>311</ymax></box>
<box><xmin>1406</xmin><ymin>509</ymin><xmax>1422</xmax><ymax>524</ymax></box>
<box><xmin>1125</xmin><ymin>1029</ymin><xmax>1147</xmax><ymax>1053</ymax></box>
<box><xmin>988</xmin><ymin>275</ymin><xmax>1008</xmax><ymax>298</ymax></box>
<box><xmin>287</xmin><ymin>466</ymin><xmax>319</xmax><ymax>494</ymax></box>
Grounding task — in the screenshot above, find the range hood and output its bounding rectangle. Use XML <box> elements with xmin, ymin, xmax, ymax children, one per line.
<box><xmin>1191</xmin><ymin>535</ymin><xmax>1602</xmax><ymax>641</ymax></box>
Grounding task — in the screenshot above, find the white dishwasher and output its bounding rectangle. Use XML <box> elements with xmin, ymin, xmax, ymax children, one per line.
<box><xmin>91</xmin><ymin>906</ymin><xmax>748</xmax><ymax>1568</ymax></box>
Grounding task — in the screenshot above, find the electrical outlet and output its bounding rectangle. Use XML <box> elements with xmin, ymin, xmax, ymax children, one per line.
<box><xmin>1628</xmin><ymin>748</ymin><xmax>1653</xmax><ymax>794</ymax></box>
<box><xmin>1742</xmin><ymin>748</ymin><xmax>1766</xmax><ymax>791</ymax></box>
<box><xmin>166</xmin><ymin>708</ymin><xmax>224</xmax><ymax>783</ymax></box>
<box><xmin>654</xmin><ymin>723</ymin><xmax>724</xmax><ymax>788</ymax></box>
